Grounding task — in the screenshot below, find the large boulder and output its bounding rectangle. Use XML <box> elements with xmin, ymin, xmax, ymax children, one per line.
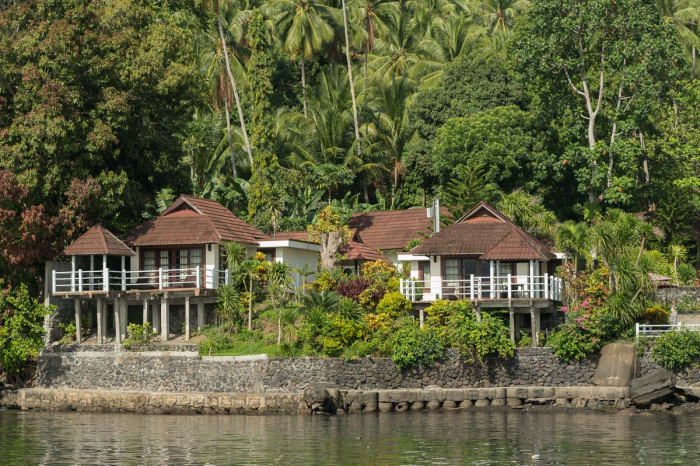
<box><xmin>303</xmin><ymin>382</ymin><xmax>339</xmax><ymax>413</ymax></box>
<box><xmin>630</xmin><ymin>369</ymin><xmax>676</xmax><ymax>406</ymax></box>
<box><xmin>592</xmin><ymin>343</ymin><xmax>637</xmax><ymax>387</ymax></box>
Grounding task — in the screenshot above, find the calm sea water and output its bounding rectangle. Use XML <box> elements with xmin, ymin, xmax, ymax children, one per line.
<box><xmin>0</xmin><ymin>409</ymin><xmax>695</xmax><ymax>465</ymax></box>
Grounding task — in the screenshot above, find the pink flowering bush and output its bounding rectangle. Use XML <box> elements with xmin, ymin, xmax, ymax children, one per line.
<box><xmin>549</xmin><ymin>308</ymin><xmax>604</xmax><ymax>360</ymax></box>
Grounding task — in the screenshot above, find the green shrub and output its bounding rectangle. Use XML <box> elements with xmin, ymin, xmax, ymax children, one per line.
<box><xmin>517</xmin><ymin>331</ymin><xmax>533</xmax><ymax>348</ymax></box>
<box><xmin>198</xmin><ymin>327</ymin><xmax>237</xmax><ymax>355</ymax></box>
<box><xmin>465</xmin><ymin>313</ymin><xmax>514</xmax><ymax>361</ymax></box>
<box><xmin>58</xmin><ymin>321</ymin><xmax>77</xmax><ymax>345</ymax></box>
<box><xmin>650</xmin><ymin>329</ymin><xmax>700</xmax><ymax>371</ymax></box>
<box><xmin>549</xmin><ymin>323</ymin><xmax>600</xmax><ymax>361</ymax></box>
<box><xmin>0</xmin><ymin>283</ymin><xmax>53</xmax><ymax>374</ymax></box>
<box><xmin>424</xmin><ymin>299</ymin><xmax>473</xmax><ymax>336</ymax></box>
<box><xmin>375</xmin><ymin>292</ymin><xmax>411</xmax><ymax>319</ymax></box>
<box><xmin>390</xmin><ymin>319</ymin><xmax>446</xmax><ymax>370</ymax></box>
<box><xmin>126</xmin><ymin>322</ymin><xmax>158</xmax><ymax>344</ymax></box>
<box><xmin>216</xmin><ymin>285</ymin><xmax>245</xmax><ymax>331</ymax></box>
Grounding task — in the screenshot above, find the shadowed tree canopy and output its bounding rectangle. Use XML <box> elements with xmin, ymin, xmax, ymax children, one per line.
<box><xmin>0</xmin><ymin>0</ymin><xmax>203</xmax><ymax>230</ymax></box>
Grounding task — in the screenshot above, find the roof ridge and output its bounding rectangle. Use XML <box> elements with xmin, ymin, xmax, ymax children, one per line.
<box><xmin>98</xmin><ymin>224</ymin><xmax>109</xmax><ymax>253</ymax></box>
<box><xmin>456</xmin><ymin>201</ymin><xmax>509</xmax><ymax>224</ymax></box>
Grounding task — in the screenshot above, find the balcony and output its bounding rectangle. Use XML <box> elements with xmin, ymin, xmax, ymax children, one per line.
<box><xmin>51</xmin><ymin>267</ymin><xmax>230</xmax><ymax>296</ymax></box>
<box><xmin>399</xmin><ymin>274</ymin><xmax>563</xmax><ymax>305</ymax></box>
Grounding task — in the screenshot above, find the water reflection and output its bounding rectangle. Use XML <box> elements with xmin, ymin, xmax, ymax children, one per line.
<box><xmin>0</xmin><ymin>409</ymin><xmax>696</xmax><ymax>465</ymax></box>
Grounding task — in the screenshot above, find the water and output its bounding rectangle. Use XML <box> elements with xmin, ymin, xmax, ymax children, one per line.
<box><xmin>0</xmin><ymin>409</ymin><xmax>696</xmax><ymax>465</ymax></box>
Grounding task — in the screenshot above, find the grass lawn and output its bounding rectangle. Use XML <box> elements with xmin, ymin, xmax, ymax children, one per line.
<box><xmin>205</xmin><ymin>340</ymin><xmax>282</xmax><ymax>357</ymax></box>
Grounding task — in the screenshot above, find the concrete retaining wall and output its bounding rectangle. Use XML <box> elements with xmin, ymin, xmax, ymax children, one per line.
<box><xmin>0</xmin><ymin>386</ymin><xmax>631</xmax><ymax>415</ymax></box>
<box><xmin>35</xmin><ymin>347</ymin><xmax>598</xmax><ymax>394</ymax></box>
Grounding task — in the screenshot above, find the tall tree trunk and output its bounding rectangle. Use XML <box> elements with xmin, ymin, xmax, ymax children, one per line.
<box><xmin>341</xmin><ymin>0</ymin><xmax>362</xmax><ymax>158</ymax></box>
<box><xmin>363</xmin><ymin>181</ymin><xmax>369</xmax><ymax>203</ymax></box>
<box><xmin>217</xmin><ymin>9</ymin><xmax>253</xmax><ymax>168</ymax></box>
<box><xmin>694</xmin><ymin>46</ymin><xmax>697</xmax><ymax>80</ymax></box>
<box><xmin>248</xmin><ymin>275</ymin><xmax>253</xmax><ymax>331</ymax></box>
<box><xmin>224</xmin><ymin>94</ymin><xmax>238</xmax><ymax>179</ymax></box>
<box><xmin>301</xmin><ymin>55</ymin><xmax>308</xmax><ymax>118</ymax></box>
<box><xmin>392</xmin><ymin>162</ymin><xmax>398</xmax><ymax>205</ymax></box>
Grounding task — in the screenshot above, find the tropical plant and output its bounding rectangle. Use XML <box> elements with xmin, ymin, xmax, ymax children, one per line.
<box><xmin>390</xmin><ymin>319</ymin><xmax>446</xmax><ymax>370</ymax></box>
<box><xmin>267</xmin><ymin>0</ymin><xmax>336</xmax><ymax>117</ymax></box>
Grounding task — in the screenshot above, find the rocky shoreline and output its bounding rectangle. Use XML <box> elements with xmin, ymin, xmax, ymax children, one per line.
<box><xmin>3</xmin><ymin>384</ymin><xmax>696</xmax><ymax>416</ymax></box>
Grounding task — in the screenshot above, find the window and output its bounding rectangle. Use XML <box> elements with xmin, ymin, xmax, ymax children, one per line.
<box><xmin>461</xmin><ymin>259</ymin><xmax>478</xmax><ymax>278</ymax></box>
<box><xmin>419</xmin><ymin>262</ymin><xmax>431</xmax><ymax>283</ymax></box>
<box><xmin>498</xmin><ymin>262</ymin><xmax>512</xmax><ymax>276</ymax></box>
<box><xmin>142</xmin><ymin>248</ymin><xmax>206</xmax><ymax>287</ymax></box>
<box><xmin>445</xmin><ymin>259</ymin><xmax>460</xmax><ymax>281</ymax></box>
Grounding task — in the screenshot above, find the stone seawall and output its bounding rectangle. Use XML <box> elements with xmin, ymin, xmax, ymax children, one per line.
<box><xmin>639</xmin><ymin>351</ymin><xmax>700</xmax><ymax>386</ymax></box>
<box><xmin>36</xmin><ymin>347</ymin><xmax>598</xmax><ymax>394</ymax></box>
<box><xmin>0</xmin><ymin>386</ymin><xmax>631</xmax><ymax>415</ymax></box>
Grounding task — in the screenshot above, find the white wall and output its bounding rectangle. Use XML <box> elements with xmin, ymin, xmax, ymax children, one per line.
<box><xmin>275</xmin><ymin>247</ymin><xmax>319</xmax><ymax>288</ymax></box>
<box><xmin>204</xmin><ymin>244</ymin><xmax>217</xmax><ymax>288</ymax></box>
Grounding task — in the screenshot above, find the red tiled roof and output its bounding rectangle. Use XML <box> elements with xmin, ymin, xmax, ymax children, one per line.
<box><xmin>62</xmin><ymin>225</ymin><xmax>136</xmax><ymax>256</ymax></box>
<box><xmin>275</xmin><ymin>231</ymin><xmax>388</xmax><ymax>262</ymax></box>
<box><xmin>273</xmin><ymin>231</ymin><xmax>313</xmax><ymax>241</ymax></box>
<box><xmin>121</xmin><ymin>195</ymin><xmax>269</xmax><ymax>247</ymax></box>
<box><xmin>346</xmin><ymin>208</ymin><xmax>446</xmax><ymax>251</ymax></box>
<box><xmin>412</xmin><ymin>202</ymin><xmax>555</xmax><ymax>260</ymax></box>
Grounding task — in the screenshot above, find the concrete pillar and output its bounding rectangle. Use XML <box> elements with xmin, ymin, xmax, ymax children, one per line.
<box><xmin>509</xmin><ymin>307</ymin><xmax>515</xmax><ymax>344</ymax></box>
<box><xmin>185</xmin><ymin>296</ymin><xmax>191</xmax><ymax>341</ymax></box>
<box><xmin>87</xmin><ymin>303</ymin><xmax>93</xmax><ymax>335</ymax></box>
<box><xmin>90</xmin><ymin>255</ymin><xmax>95</xmax><ymax>290</ymax></box>
<box><xmin>475</xmin><ymin>304</ymin><xmax>482</xmax><ymax>323</ymax></box>
<box><xmin>114</xmin><ymin>298</ymin><xmax>122</xmax><ymax>345</ymax></box>
<box><xmin>197</xmin><ymin>301</ymin><xmax>204</xmax><ymax>331</ymax></box>
<box><xmin>530</xmin><ymin>307</ymin><xmax>537</xmax><ymax>348</ymax></box>
<box><xmin>71</xmin><ymin>257</ymin><xmax>76</xmax><ymax>292</ymax></box>
<box><xmin>529</xmin><ymin>260</ymin><xmax>534</xmax><ymax>298</ymax></box>
<box><xmin>120</xmin><ymin>299</ymin><xmax>128</xmax><ymax>341</ymax></box>
<box><xmin>143</xmin><ymin>299</ymin><xmax>149</xmax><ymax>325</ymax></box>
<box><xmin>161</xmin><ymin>298</ymin><xmax>169</xmax><ymax>342</ymax></box>
<box><xmin>102</xmin><ymin>299</ymin><xmax>108</xmax><ymax>343</ymax></box>
<box><xmin>419</xmin><ymin>308</ymin><xmax>424</xmax><ymax>329</ymax></box>
<box><xmin>74</xmin><ymin>299</ymin><xmax>82</xmax><ymax>344</ymax></box>
<box><xmin>152</xmin><ymin>303</ymin><xmax>160</xmax><ymax>334</ymax></box>
<box><xmin>97</xmin><ymin>299</ymin><xmax>103</xmax><ymax>344</ymax></box>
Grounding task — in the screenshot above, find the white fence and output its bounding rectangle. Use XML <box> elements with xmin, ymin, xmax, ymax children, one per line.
<box><xmin>399</xmin><ymin>275</ymin><xmax>562</xmax><ymax>302</ymax></box>
<box><xmin>636</xmin><ymin>323</ymin><xmax>700</xmax><ymax>338</ymax></box>
<box><xmin>52</xmin><ymin>267</ymin><xmax>230</xmax><ymax>293</ymax></box>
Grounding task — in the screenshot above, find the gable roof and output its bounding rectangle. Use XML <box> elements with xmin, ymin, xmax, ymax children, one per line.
<box><xmin>274</xmin><ymin>230</ymin><xmax>389</xmax><ymax>262</ymax></box>
<box><xmin>412</xmin><ymin>202</ymin><xmax>556</xmax><ymax>260</ymax></box>
<box><xmin>346</xmin><ymin>208</ymin><xmax>446</xmax><ymax>251</ymax></box>
<box><xmin>121</xmin><ymin>195</ymin><xmax>269</xmax><ymax>247</ymax></box>
<box><xmin>62</xmin><ymin>225</ymin><xmax>136</xmax><ymax>257</ymax></box>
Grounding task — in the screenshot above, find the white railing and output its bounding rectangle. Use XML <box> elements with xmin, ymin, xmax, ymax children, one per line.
<box><xmin>399</xmin><ymin>275</ymin><xmax>563</xmax><ymax>302</ymax></box>
<box><xmin>52</xmin><ymin>267</ymin><xmax>232</xmax><ymax>293</ymax></box>
<box><xmin>636</xmin><ymin>323</ymin><xmax>700</xmax><ymax>338</ymax></box>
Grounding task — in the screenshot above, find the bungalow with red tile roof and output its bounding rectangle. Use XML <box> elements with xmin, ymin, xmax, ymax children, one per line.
<box><xmin>51</xmin><ymin>195</ymin><xmax>320</xmax><ymax>345</ymax></box>
<box><xmin>275</xmin><ymin>228</ymin><xmax>388</xmax><ymax>274</ymax></box>
<box><xmin>398</xmin><ymin>202</ymin><xmax>564</xmax><ymax>347</ymax></box>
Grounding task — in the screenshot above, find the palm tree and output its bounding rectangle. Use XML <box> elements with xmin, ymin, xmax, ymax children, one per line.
<box><xmin>268</xmin><ymin>0</ymin><xmax>337</xmax><ymax>117</ymax></box>
<box><xmin>367</xmin><ymin>9</ymin><xmax>443</xmax><ymax>80</ymax></box>
<box><xmin>473</xmin><ymin>0</ymin><xmax>530</xmax><ymax>36</ymax></box>
<box><xmin>555</xmin><ymin>221</ymin><xmax>589</xmax><ymax>273</ymax></box>
<box><xmin>202</xmin><ymin>0</ymin><xmax>254</xmax><ymax>167</ymax></box>
<box><xmin>657</xmin><ymin>0</ymin><xmax>700</xmax><ymax>77</ymax></box>
<box><xmin>668</xmin><ymin>243</ymin><xmax>688</xmax><ymax>284</ymax></box>
<box><xmin>340</xmin><ymin>0</ymin><xmax>363</xmax><ymax>159</ymax></box>
<box><xmin>354</xmin><ymin>0</ymin><xmax>399</xmax><ymax>77</ymax></box>
<box><xmin>366</xmin><ymin>74</ymin><xmax>417</xmax><ymax>205</ymax></box>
